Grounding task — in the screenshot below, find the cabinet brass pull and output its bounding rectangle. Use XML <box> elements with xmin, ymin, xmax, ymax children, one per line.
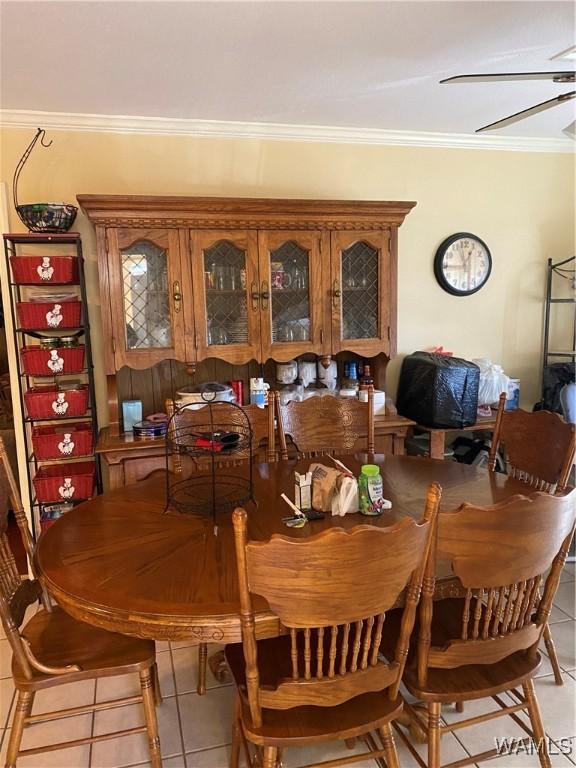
<box><xmin>333</xmin><ymin>279</ymin><xmax>341</xmax><ymax>307</ymax></box>
<box><xmin>261</xmin><ymin>281</ymin><xmax>270</xmax><ymax>309</ymax></box>
<box><xmin>251</xmin><ymin>282</ymin><xmax>260</xmax><ymax>311</ymax></box>
<box><xmin>173</xmin><ymin>281</ymin><xmax>182</xmax><ymax>313</ymax></box>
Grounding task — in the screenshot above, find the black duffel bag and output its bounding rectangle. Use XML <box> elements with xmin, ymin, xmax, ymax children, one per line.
<box><xmin>397</xmin><ymin>351</ymin><xmax>480</xmax><ymax>428</ymax></box>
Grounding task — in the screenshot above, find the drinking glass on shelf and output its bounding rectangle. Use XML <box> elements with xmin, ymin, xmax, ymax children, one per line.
<box><xmin>208</xmin><ymin>325</ymin><xmax>229</xmax><ymax>345</ymax></box>
<box><xmin>277</xmin><ymin>323</ymin><xmax>294</xmax><ymax>342</ymax></box>
<box><xmin>292</xmin><ymin>266</ymin><xmax>307</xmax><ymax>290</ymax></box>
<box><xmin>212</xmin><ymin>265</ymin><xmax>226</xmax><ymax>291</ymax></box>
<box><xmin>227</xmin><ymin>266</ymin><xmax>239</xmax><ymax>291</ymax></box>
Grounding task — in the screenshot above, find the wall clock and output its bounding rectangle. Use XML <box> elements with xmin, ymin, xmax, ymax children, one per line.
<box><xmin>434</xmin><ymin>233</ymin><xmax>492</xmax><ymax>296</ymax></box>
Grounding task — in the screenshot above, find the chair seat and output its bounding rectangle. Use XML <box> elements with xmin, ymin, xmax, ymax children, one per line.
<box><xmin>13</xmin><ymin>605</ymin><xmax>155</xmax><ymax>690</ymax></box>
<box><xmin>379</xmin><ymin>599</ymin><xmax>541</xmax><ymax>703</ymax></box>
<box><xmin>225</xmin><ymin>637</ymin><xmax>403</xmax><ymax>746</ymax></box>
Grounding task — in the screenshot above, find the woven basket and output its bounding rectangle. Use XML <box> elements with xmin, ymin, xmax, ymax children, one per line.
<box><xmin>32</xmin><ymin>423</ymin><xmax>93</xmax><ymax>460</ymax></box>
<box><xmin>34</xmin><ymin>460</ymin><xmax>95</xmax><ymax>503</ymax></box>
<box><xmin>10</xmin><ymin>255</ymin><xmax>78</xmax><ymax>284</ymax></box>
<box><xmin>24</xmin><ymin>386</ymin><xmax>89</xmax><ymax>419</ymax></box>
<box><xmin>17</xmin><ymin>300</ymin><xmax>82</xmax><ymax>330</ymax></box>
<box><xmin>21</xmin><ymin>346</ymin><xmax>85</xmax><ymax>376</ymax></box>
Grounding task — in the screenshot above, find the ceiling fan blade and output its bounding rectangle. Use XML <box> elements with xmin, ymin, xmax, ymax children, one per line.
<box><xmin>441</xmin><ymin>71</ymin><xmax>575</xmax><ymax>84</ymax></box>
<box><xmin>476</xmin><ymin>91</ymin><xmax>576</xmax><ymax>132</ymax></box>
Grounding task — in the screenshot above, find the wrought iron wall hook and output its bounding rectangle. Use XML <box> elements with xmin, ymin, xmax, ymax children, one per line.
<box><xmin>13</xmin><ymin>127</ymin><xmax>52</xmax><ymax>208</ymax></box>
<box><xmin>39</xmin><ymin>129</ymin><xmax>53</xmax><ymax>148</ymax></box>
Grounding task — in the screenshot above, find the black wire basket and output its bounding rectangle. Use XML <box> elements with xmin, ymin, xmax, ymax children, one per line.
<box><xmin>16</xmin><ymin>203</ymin><xmax>77</xmax><ymax>233</ymax></box>
<box><xmin>13</xmin><ymin>129</ymin><xmax>78</xmax><ymax>233</ymax></box>
<box><xmin>164</xmin><ymin>399</ymin><xmax>253</xmax><ymax>523</ymax></box>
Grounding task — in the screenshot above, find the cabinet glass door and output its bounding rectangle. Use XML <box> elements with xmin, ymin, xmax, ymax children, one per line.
<box><xmin>330</xmin><ymin>231</ymin><xmax>391</xmax><ymax>356</ymax></box>
<box><xmin>259</xmin><ymin>231</ymin><xmax>327</xmax><ymax>361</ymax></box>
<box><xmin>191</xmin><ymin>230</ymin><xmax>261</xmax><ymax>364</ymax></box>
<box><xmin>109</xmin><ymin>228</ymin><xmax>187</xmax><ymax>369</ymax></box>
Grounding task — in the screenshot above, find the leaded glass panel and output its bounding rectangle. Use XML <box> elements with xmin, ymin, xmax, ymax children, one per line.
<box><xmin>342</xmin><ymin>242</ymin><xmax>379</xmax><ymax>339</ymax></box>
<box><xmin>270</xmin><ymin>241</ymin><xmax>310</xmax><ymax>343</ymax></box>
<box><xmin>121</xmin><ymin>241</ymin><xmax>171</xmax><ymax>349</ymax></box>
<box><xmin>204</xmin><ymin>241</ymin><xmax>248</xmax><ymax>345</ymax></box>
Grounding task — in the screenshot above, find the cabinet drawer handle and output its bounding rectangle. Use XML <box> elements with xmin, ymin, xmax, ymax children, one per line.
<box><xmin>333</xmin><ymin>279</ymin><xmax>341</xmax><ymax>307</ymax></box>
<box><xmin>173</xmin><ymin>281</ymin><xmax>182</xmax><ymax>313</ymax></box>
<box><xmin>251</xmin><ymin>282</ymin><xmax>260</xmax><ymax>311</ymax></box>
<box><xmin>261</xmin><ymin>281</ymin><xmax>270</xmax><ymax>309</ymax></box>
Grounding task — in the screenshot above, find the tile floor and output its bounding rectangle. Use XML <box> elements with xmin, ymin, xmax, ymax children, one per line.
<box><xmin>0</xmin><ymin>564</ymin><xmax>574</xmax><ymax>768</ymax></box>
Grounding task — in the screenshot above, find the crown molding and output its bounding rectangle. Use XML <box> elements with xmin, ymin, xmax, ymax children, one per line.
<box><xmin>1</xmin><ymin>109</ymin><xmax>574</xmax><ymax>154</ymax></box>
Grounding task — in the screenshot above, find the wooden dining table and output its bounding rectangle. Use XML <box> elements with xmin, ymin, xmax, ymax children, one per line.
<box><xmin>35</xmin><ymin>455</ymin><xmax>529</xmax><ymax>645</ymax></box>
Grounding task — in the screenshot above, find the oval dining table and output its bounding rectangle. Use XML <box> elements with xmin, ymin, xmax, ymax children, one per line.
<box><xmin>35</xmin><ymin>454</ymin><xmax>529</xmax><ymax>644</ymax></box>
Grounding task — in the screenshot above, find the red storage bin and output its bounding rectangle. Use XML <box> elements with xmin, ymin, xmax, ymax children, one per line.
<box><xmin>17</xmin><ymin>299</ymin><xmax>82</xmax><ymax>330</ymax></box>
<box><xmin>34</xmin><ymin>461</ymin><xmax>95</xmax><ymax>503</ymax></box>
<box><xmin>25</xmin><ymin>385</ymin><xmax>89</xmax><ymax>419</ymax></box>
<box><xmin>32</xmin><ymin>422</ymin><xmax>94</xmax><ymax>460</ymax></box>
<box><xmin>10</xmin><ymin>255</ymin><xmax>78</xmax><ymax>284</ymax></box>
<box><xmin>20</xmin><ymin>346</ymin><xmax>85</xmax><ymax>376</ymax></box>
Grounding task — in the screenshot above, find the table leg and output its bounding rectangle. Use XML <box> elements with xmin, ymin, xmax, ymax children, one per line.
<box><xmin>208</xmin><ymin>649</ymin><xmax>232</xmax><ymax>684</ymax></box>
<box><xmin>428</xmin><ymin>431</ymin><xmax>446</xmax><ymax>461</ymax></box>
<box><xmin>393</xmin><ymin>433</ymin><xmax>406</xmax><ymax>456</ymax></box>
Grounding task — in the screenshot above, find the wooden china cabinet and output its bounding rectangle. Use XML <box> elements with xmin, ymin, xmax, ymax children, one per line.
<box><xmin>79</xmin><ymin>195</ymin><xmax>416</xmax><ymax>487</ymax></box>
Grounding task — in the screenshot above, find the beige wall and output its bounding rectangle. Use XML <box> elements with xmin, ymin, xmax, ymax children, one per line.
<box><xmin>1</xmin><ymin>127</ymin><xmax>574</xmax><ymax>423</ymax></box>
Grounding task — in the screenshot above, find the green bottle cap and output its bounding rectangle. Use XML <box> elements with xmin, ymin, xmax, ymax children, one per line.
<box><xmin>361</xmin><ymin>464</ymin><xmax>380</xmax><ymax>477</ymax></box>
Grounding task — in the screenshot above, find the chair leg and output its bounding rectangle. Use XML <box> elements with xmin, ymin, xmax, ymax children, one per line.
<box><xmin>152</xmin><ymin>661</ymin><xmax>163</xmax><ymax>706</ymax></box>
<box><xmin>140</xmin><ymin>668</ymin><xmax>162</xmax><ymax>768</ymax></box>
<box><xmin>523</xmin><ymin>679</ymin><xmax>552</xmax><ymax>768</ymax></box>
<box><xmin>378</xmin><ymin>722</ymin><xmax>400</xmax><ymax>768</ymax></box>
<box><xmin>428</xmin><ymin>702</ymin><xmax>442</xmax><ymax>768</ymax></box>
<box><xmin>543</xmin><ymin>622</ymin><xmax>563</xmax><ymax>686</ymax></box>
<box><xmin>197</xmin><ymin>642</ymin><xmax>208</xmax><ymax>695</ymax></box>
<box><xmin>230</xmin><ymin>695</ymin><xmax>242</xmax><ymax>768</ymax></box>
<box><xmin>455</xmin><ymin>701</ymin><xmax>464</xmax><ymax>713</ymax></box>
<box><xmin>5</xmin><ymin>691</ymin><xmax>34</xmax><ymax>768</ymax></box>
<box><xmin>262</xmin><ymin>746</ymin><xmax>277</xmax><ymax>768</ymax></box>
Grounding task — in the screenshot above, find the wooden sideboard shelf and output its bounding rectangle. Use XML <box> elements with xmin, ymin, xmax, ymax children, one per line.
<box><xmin>414</xmin><ymin>415</ymin><xmax>498</xmax><ymax>460</ymax></box>
<box><xmin>98</xmin><ymin>413</ymin><xmax>415</xmax><ymax>490</ymax></box>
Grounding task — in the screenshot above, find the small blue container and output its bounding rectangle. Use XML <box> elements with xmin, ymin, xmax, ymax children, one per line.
<box><xmin>505</xmin><ymin>379</ymin><xmax>520</xmax><ymax>411</ymax></box>
<box><xmin>122</xmin><ymin>399</ymin><xmax>143</xmax><ymax>432</ymax></box>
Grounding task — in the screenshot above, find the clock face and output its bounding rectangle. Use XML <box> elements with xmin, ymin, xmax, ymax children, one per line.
<box><xmin>434</xmin><ymin>233</ymin><xmax>492</xmax><ymax>296</ymax></box>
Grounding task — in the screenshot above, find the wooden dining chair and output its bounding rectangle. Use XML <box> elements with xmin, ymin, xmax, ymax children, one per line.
<box><xmin>224</xmin><ymin>481</ymin><xmax>441</xmax><ymax>768</ymax></box>
<box><xmin>389</xmin><ymin>489</ymin><xmax>576</xmax><ymax>768</ymax></box>
<box><xmin>165</xmin><ymin>395</ymin><xmax>277</xmax><ymax>695</ymax></box>
<box><xmin>0</xmin><ymin>437</ymin><xmax>163</xmax><ymax>768</ymax></box>
<box><xmin>166</xmin><ymin>393</ymin><xmax>277</xmax><ymax>471</ymax></box>
<box><xmin>488</xmin><ymin>392</ymin><xmax>576</xmax><ymax>493</ymax></box>
<box><xmin>488</xmin><ymin>391</ymin><xmax>576</xmax><ymax>685</ymax></box>
<box><xmin>276</xmin><ymin>387</ymin><xmax>374</xmax><ymax>460</ymax></box>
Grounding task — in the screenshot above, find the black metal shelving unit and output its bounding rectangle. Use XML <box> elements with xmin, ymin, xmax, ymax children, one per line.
<box><xmin>543</xmin><ymin>256</ymin><xmax>576</xmax><ymax>369</ymax></box>
<box><xmin>540</xmin><ymin>256</ymin><xmax>576</xmax><ymax>417</ymax></box>
<box><xmin>3</xmin><ymin>232</ymin><xmax>102</xmax><ymax>536</ymax></box>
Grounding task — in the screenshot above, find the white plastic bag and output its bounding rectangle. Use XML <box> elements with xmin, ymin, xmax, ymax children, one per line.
<box><xmin>473</xmin><ymin>359</ymin><xmax>510</xmax><ymax>406</ymax></box>
<box><xmin>331</xmin><ymin>474</ymin><xmax>359</xmax><ymax>517</ymax></box>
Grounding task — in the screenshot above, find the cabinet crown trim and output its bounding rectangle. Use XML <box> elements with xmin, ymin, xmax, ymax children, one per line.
<box><xmin>77</xmin><ymin>195</ymin><xmax>416</xmax><ymax>229</ymax></box>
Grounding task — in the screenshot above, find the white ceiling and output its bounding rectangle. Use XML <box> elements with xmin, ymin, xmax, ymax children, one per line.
<box><xmin>0</xmin><ymin>1</ymin><xmax>575</xmax><ymax>139</ymax></box>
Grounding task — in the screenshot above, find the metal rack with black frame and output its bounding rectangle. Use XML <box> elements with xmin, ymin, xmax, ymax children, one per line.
<box><xmin>2</xmin><ymin>231</ymin><xmax>102</xmax><ymax>536</ymax></box>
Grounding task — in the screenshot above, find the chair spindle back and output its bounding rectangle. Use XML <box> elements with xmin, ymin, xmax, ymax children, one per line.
<box><xmin>166</xmin><ymin>393</ymin><xmax>276</xmax><ymax>474</ymax></box>
<box><xmin>488</xmin><ymin>392</ymin><xmax>576</xmax><ymax>493</ymax></box>
<box><xmin>276</xmin><ymin>387</ymin><xmax>375</xmax><ymax>460</ymax></box>
<box><xmin>416</xmin><ymin>490</ymin><xmax>576</xmax><ymax>686</ymax></box>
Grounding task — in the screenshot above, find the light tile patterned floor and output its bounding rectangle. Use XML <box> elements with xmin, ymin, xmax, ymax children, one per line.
<box><xmin>0</xmin><ymin>565</ymin><xmax>574</xmax><ymax>768</ymax></box>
